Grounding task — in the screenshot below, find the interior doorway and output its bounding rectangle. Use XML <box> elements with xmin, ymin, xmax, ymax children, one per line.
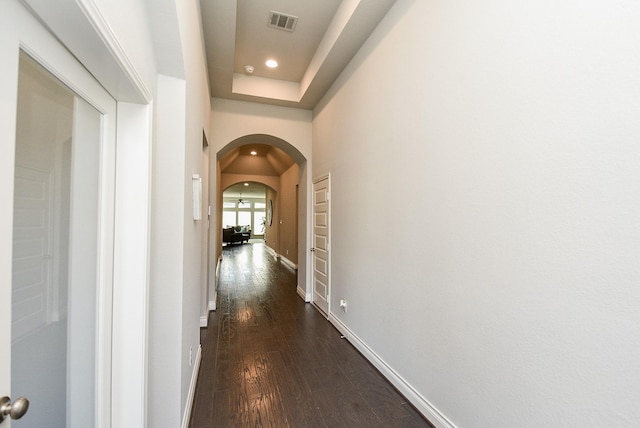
<box><xmin>311</xmin><ymin>176</ymin><xmax>330</xmax><ymax>315</ymax></box>
<box><xmin>7</xmin><ymin>49</ymin><xmax>116</xmax><ymax>428</ymax></box>
<box><xmin>222</xmin><ymin>182</ymin><xmax>268</xmax><ymax>240</ymax></box>
<box><xmin>215</xmin><ymin>136</ymin><xmax>309</xmax><ymax>300</ymax></box>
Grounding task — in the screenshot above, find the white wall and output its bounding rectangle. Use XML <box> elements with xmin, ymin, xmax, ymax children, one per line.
<box><xmin>92</xmin><ymin>0</ymin><xmax>157</xmax><ymax>90</ymax></box>
<box><xmin>175</xmin><ymin>0</ymin><xmax>212</xmax><ymax>421</ymax></box>
<box><xmin>146</xmin><ymin>0</ymin><xmax>212</xmax><ymax>425</ymax></box>
<box><xmin>313</xmin><ymin>0</ymin><xmax>640</xmax><ymax>426</ymax></box>
<box><xmin>149</xmin><ymin>75</ymin><xmax>186</xmax><ymax>428</ymax></box>
<box><xmin>210</xmin><ymin>99</ymin><xmax>312</xmax><ymax>158</ymax></box>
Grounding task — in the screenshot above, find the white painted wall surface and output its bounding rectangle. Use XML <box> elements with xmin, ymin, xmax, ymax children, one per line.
<box><xmin>91</xmin><ymin>0</ymin><xmax>158</xmax><ymax>92</ymax></box>
<box><xmin>175</xmin><ymin>0</ymin><xmax>212</xmax><ymax>423</ymax></box>
<box><xmin>211</xmin><ymin>99</ymin><xmax>312</xmax><ymax>158</ymax></box>
<box><xmin>149</xmin><ymin>75</ymin><xmax>186</xmax><ymax>428</ymax></box>
<box><xmin>313</xmin><ymin>0</ymin><xmax>640</xmax><ymax>426</ymax></box>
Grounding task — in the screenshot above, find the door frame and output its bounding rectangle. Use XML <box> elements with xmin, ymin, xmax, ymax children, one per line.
<box><xmin>1</xmin><ymin>1</ymin><xmax>153</xmax><ymax>427</ymax></box>
<box><xmin>0</xmin><ymin>4</ymin><xmax>117</xmax><ymax>427</ymax></box>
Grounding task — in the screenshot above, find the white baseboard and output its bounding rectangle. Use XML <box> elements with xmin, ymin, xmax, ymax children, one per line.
<box><xmin>280</xmin><ymin>255</ymin><xmax>297</xmax><ymax>271</ymax></box>
<box><xmin>200</xmin><ymin>315</ymin><xmax>208</xmax><ymax>328</ymax></box>
<box><xmin>215</xmin><ymin>255</ymin><xmax>222</xmax><ymax>288</ymax></box>
<box><xmin>264</xmin><ymin>244</ymin><xmax>278</xmax><ymax>259</ymax></box>
<box><xmin>328</xmin><ymin>314</ymin><xmax>456</xmax><ymax>428</ymax></box>
<box><xmin>181</xmin><ymin>345</ymin><xmax>202</xmax><ymax>428</ymax></box>
<box><xmin>209</xmin><ymin>257</ymin><xmax>220</xmax><ymax>312</ymax></box>
<box><xmin>297</xmin><ymin>286</ymin><xmax>311</xmax><ymax>302</ymax></box>
<box><xmin>263</xmin><ymin>245</ymin><xmax>297</xmax><ymax>270</ymax></box>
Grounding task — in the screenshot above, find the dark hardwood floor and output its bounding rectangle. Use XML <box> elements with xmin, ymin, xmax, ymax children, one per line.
<box><xmin>189</xmin><ymin>242</ymin><xmax>433</xmax><ymax>428</ymax></box>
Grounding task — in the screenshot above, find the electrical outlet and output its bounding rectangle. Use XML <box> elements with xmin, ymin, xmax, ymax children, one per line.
<box><xmin>189</xmin><ymin>346</ymin><xmax>193</xmax><ymax>366</ymax></box>
<box><xmin>339</xmin><ymin>299</ymin><xmax>347</xmax><ymax>312</ymax></box>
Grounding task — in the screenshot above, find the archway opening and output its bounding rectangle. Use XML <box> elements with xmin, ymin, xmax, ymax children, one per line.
<box><xmin>222</xmin><ymin>181</ymin><xmax>272</xmax><ymax>242</ymax></box>
<box><xmin>214</xmin><ymin>134</ymin><xmax>309</xmax><ymax>301</ymax></box>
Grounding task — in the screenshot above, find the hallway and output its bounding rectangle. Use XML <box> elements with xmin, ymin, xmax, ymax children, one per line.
<box><xmin>189</xmin><ymin>242</ymin><xmax>432</xmax><ymax>427</ymax></box>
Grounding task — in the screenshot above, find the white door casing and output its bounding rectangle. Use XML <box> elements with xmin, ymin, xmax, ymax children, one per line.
<box><xmin>0</xmin><ymin>1</ymin><xmax>118</xmax><ymax>426</ymax></box>
<box><xmin>312</xmin><ymin>176</ymin><xmax>330</xmax><ymax>316</ymax></box>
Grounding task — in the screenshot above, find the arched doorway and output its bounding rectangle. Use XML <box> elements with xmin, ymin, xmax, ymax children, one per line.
<box><xmin>213</xmin><ymin>135</ymin><xmax>310</xmax><ymax>306</ymax></box>
<box><xmin>221</xmin><ymin>181</ymin><xmax>273</xmax><ymax>240</ymax></box>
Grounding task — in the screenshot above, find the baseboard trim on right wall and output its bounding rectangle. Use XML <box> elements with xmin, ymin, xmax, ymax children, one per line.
<box><xmin>296</xmin><ymin>286</ymin><xmax>310</xmax><ymax>302</ymax></box>
<box><xmin>263</xmin><ymin>244</ymin><xmax>278</xmax><ymax>259</ymax></box>
<box><xmin>328</xmin><ymin>314</ymin><xmax>457</xmax><ymax>428</ymax></box>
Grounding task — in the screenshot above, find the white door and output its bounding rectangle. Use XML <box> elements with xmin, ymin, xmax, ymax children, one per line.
<box><xmin>12</xmin><ymin>167</ymin><xmax>54</xmax><ymax>338</ymax></box>
<box><xmin>0</xmin><ymin>2</ymin><xmax>117</xmax><ymax>427</ymax></box>
<box><xmin>312</xmin><ymin>176</ymin><xmax>330</xmax><ymax>315</ymax></box>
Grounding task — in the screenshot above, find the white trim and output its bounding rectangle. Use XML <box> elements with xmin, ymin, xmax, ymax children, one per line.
<box><xmin>297</xmin><ymin>286</ymin><xmax>311</xmax><ymax>302</ymax></box>
<box><xmin>262</xmin><ymin>245</ymin><xmax>297</xmax><ymax>271</ymax></box>
<box><xmin>209</xmin><ymin>256</ymin><xmax>222</xmax><ymax>312</ymax></box>
<box><xmin>200</xmin><ymin>316</ymin><xmax>208</xmax><ymax>328</ymax></box>
<box><xmin>216</xmin><ymin>255</ymin><xmax>222</xmax><ymax>277</ymax></box>
<box><xmin>328</xmin><ymin>314</ymin><xmax>457</xmax><ymax>428</ymax></box>
<box><xmin>11</xmin><ymin>19</ymin><xmax>118</xmax><ymax>427</ymax></box>
<box><xmin>111</xmin><ymin>103</ymin><xmax>152</xmax><ymax>428</ymax></box>
<box><xmin>264</xmin><ymin>244</ymin><xmax>278</xmax><ymax>259</ymax></box>
<box><xmin>76</xmin><ymin>0</ymin><xmax>152</xmax><ymax>102</ymax></box>
<box><xmin>280</xmin><ymin>255</ymin><xmax>297</xmax><ymax>271</ymax></box>
<box><xmin>181</xmin><ymin>345</ymin><xmax>202</xmax><ymax>428</ymax></box>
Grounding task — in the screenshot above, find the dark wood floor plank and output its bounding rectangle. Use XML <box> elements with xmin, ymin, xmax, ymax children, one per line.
<box><xmin>189</xmin><ymin>242</ymin><xmax>432</xmax><ymax>427</ymax></box>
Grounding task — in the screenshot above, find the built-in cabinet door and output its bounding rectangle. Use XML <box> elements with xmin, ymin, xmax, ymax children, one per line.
<box><xmin>0</xmin><ymin>2</ymin><xmax>117</xmax><ymax>427</ymax></box>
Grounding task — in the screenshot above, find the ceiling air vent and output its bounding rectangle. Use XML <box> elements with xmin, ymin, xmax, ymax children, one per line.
<box><xmin>268</xmin><ymin>11</ymin><xmax>298</xmax><ymax>32</ymax></box>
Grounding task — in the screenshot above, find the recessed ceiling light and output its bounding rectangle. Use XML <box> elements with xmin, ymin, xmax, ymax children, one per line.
<box><xmin>265</xmin><ymin>59</ymin><xmax>278</xmax><ymax>68</ymax></box>
<box><xmin>244</xmin><ymin>183</ymin><xmax>249</xmax><ymax>186</ymax></box>
<box><xmin>244</xmin><ymin>65</ymin><xmax>254</xmax><ymax>74</ymax></box>
<box><xmin>250</xmin><ymin>150</ymin><xmax>257</xmax><ymax>155</ymax></box>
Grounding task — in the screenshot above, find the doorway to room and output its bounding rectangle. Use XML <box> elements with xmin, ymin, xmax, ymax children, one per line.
<box><xmin>222</xmin><ymin>182</ymin><xmax>270</xmax><ymax>240</ymax></box>
<box><xmin>311</xmin><ymin>175</ymin><xmax>330</xmax><ymax>315</ymax></box>
<box><xmin>4</xmin><ymin>48</ymin><xmax>117</xmax><ymax>428</ymax></box>
<box><xmin>215</xmin><ymin>135</ymin><xmax>309</xmax><ymax>300</ymax></box>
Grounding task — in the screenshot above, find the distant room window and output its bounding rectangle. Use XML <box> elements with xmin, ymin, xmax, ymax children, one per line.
<box><xmin>254</xmin><ymin>211</ymin><xmax>266</xmax><ymax>234</ymax></box>
<box><xmin>222</xmin><ymin>211</ymin><xmax>236</xmax><ymax>228</ymax></box>
<box><xmin>237</xmin><ymin>211</ymin><xmax>251</xmax><ymax>227</ymax></box>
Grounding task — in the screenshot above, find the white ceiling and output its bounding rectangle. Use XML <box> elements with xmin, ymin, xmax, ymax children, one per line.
<box><xmin>200</xmin><ymin>0</ymin><xmax>397</xmax><ymax>109</ymax></box>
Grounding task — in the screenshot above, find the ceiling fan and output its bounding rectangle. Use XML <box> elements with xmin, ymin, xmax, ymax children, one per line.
<box><xmin>237</xmin><ymin>193</ymin><xmax>247</xmax><ymax>205</ymax></box>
